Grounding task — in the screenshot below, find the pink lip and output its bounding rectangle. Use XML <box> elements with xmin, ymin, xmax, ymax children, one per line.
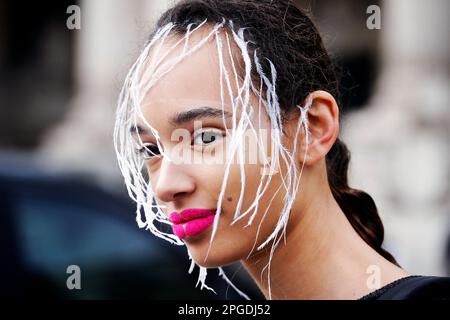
<box><xmin>169</xmin><ymin>208</ymin><xmax>216</xmax><ymax>239</ymax></box>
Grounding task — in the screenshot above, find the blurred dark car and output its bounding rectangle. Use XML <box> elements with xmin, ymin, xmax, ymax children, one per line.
<box><xmin>0</xmin><ymin>153</ymin><xmax>262</xmax><ymax>299</ymax></box>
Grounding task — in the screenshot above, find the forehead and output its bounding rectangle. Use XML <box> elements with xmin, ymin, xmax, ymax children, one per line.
<box><xmin>141</xmin><ymin>25</ymin><xmax>256</xmax><ymax>121</ymax></box>
<box><xmin>139</xmin><ymin>26</ymin><xmax>243</xmax><ymax>114</ymax></box>
<box><xmin>131</xmin><ymin>24</ymin><xmax>275</xmax><ymax>140</ymax></box>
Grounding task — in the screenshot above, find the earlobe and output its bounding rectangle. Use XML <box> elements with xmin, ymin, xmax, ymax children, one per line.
<box><xmin>299</xmin><ymin>90</ymin><xmax>340</xmax><ymax>165</ymax></box>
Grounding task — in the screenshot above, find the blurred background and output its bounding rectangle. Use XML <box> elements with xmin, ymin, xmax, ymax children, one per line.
<box><xmin>0</xmin><ymin>0</ymin><xmax>448</xmax><ymax>299</ymax></box>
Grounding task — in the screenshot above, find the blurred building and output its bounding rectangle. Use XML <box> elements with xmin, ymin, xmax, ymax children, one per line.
<box><xmin>0</xmin><ymin>0</ymin><xmax>449</xmax><ymax>294</ymax></box>
<box><xmin>39</xmin><ymin>0</ymin><xmax>176</xmax><ymax>187</ymax></box>
<box><xmin>341</xmin><ymin>0</ymin><xmax>450</xmax><ymax>276</ymax></box>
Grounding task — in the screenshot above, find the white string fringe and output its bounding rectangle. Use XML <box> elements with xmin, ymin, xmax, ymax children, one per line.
<box><xmin>113</xmin><ymin>20</ymin><xmax>312</xmax><ymax>300</ymax></box>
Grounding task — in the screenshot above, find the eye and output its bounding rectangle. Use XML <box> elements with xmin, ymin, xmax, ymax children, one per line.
<box><xmin>193</xmin><ymin>130</ymin><xmax>224</xmax><ymax>146</ymax></box>
<box><xmin>136</xmin><ymin>143</ymin><xmax>161</xmax><ymax>160</ymax></box>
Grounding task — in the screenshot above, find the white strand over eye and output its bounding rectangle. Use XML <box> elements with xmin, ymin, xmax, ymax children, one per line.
<box><xmin>113</xmin><ymin>19</ymin><xmax>310</xmax><ymax>301</ymax></box>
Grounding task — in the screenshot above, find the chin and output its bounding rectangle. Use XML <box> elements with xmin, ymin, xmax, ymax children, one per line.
<box><xmin>185</xmin><ymin>239</ymin><xmax>243</xmax><ymax>268</ymax></box>
<box><xmin>186</xmin><ymin>244</ymin><xmax>229</xmax><ymax>268</ymax></box>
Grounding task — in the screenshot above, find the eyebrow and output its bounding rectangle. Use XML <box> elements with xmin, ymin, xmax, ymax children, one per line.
<box><xmin>130</xmin><ymin>106</ymin><xmax>232</xmax><ymax>136</ymax></box>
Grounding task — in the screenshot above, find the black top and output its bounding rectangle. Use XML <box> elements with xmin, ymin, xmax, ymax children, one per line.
<box><xmin>358</xmin><ymin>275</ymin><xmax>450</xmax><ymax>300</ymax></box>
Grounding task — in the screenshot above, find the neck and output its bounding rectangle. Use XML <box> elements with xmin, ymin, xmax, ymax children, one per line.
<box><xmin>241</xmin><ymin>180</ymin><xmax>411</xmax><ymax>300</ymax></box>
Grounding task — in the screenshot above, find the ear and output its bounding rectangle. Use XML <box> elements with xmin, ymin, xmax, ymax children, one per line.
<box><xmin>296</xmin><ymin>90</ymin><xmax>340</xmax><ymax>165</ymax></box>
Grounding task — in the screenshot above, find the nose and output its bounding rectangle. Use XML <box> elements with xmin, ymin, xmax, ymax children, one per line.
<box><xmin>153</xmin><ymin>156</ymin><xmax>196</xmax><ymax>203</ymax></box>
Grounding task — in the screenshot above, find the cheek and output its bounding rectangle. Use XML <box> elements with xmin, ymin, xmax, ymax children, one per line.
<box><xmin>220</xmin><ymin>162</ymin><xmax>284</xmax><ymax>237</ymax></box>
<box><xmin>227</xmin><ymin>163</ymin><xmax>286</xmax><ymax>239</ymax></box>
<box><xmin>188</xmin><ymin>162</ymin><xmax>287</xmax><ymax>266</ymax></box>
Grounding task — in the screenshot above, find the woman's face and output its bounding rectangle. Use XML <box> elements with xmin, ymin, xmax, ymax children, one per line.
<box><xmin>134</xmin><ymin>28</ymin><xmax>302</xmax><ymax>268</ymax></box>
